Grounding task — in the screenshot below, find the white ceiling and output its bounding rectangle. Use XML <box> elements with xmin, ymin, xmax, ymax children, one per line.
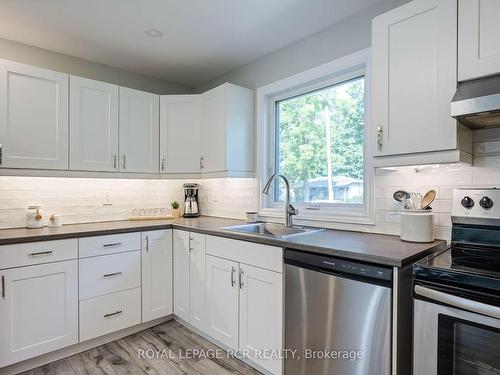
<box><xmin>0</xmin><ymin>0</ymin><xmax>383</xmax><ymax>87</ymax></box>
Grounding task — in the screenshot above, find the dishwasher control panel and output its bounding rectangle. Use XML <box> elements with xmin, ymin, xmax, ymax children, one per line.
<box><xmin>284</xmin><ymin>249</ymin><xmax>393</xmax><ymax>282</ymax></box>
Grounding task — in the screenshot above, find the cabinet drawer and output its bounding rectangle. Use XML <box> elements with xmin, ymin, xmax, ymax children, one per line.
<box><xmin>206</xmin><ymin>236</ymin><xmax>283</xmax><ymax>273</ymax></box>
<box><xmin>79</xmin><ymin>287</ymin><xmax>141</xmax><ymax>341</ymax></box>
<box><xmin>79</xmin><ymin>232</ymin><xmax>140</xmax><ymax>258</ymax></box>
<box><xmin>79</xmin><ymin>251</ymin><xmax>141</xmax><ymax>300</ymax></box>
<box><xmin>0</xmin><ymin>239</ymin><xmax>78</xmax><ymax>270</ymax></box>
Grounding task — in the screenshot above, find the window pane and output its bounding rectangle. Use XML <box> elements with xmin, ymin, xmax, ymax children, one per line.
<box><xmin>275</xmin><ymin>77</ymin><xmax>364</xmax><ymax>204</ymax></box>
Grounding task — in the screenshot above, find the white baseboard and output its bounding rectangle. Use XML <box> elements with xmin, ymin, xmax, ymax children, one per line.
<box><xmin>0</xmin><ymin>315</ymin><xmax>173</xmax><ymax>375</ymax></box>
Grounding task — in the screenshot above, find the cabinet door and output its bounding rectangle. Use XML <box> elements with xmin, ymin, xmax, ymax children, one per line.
<box><xmin>70</xmin><ymin>76</ymin><xmax>119</xmax><ymax>171</ymax></box>
<box><xmin>371</xmin><ymin>0</ymin><xmax>457</xmax><ymax>156</ymax></box>
<box><xmin>0</xmin><ymin>60</ymin><xmax>68</xmax><ymax>169</ymax></box>
<box><xmin>0</xmin><ymin>260</ymin><xmax>78</xmax><ymax>367</ymax></box>
<box><xmin>173</xmin><ymin>230</ymin><xmax>190</xmax><ymax>321</ymax></box>
<box><xmin>119</xmin><ymin>87</ymin><xmax>159</xmax><ymax>173</ymax></box>
<box><xmin>189</xmin><ymin>232</ymin><xmax>206</xmax><ymax>331</ymax></box>
<box><xmin>205</xmin><ymin>255</ymin><xmax>239</xmax><ymax>349</ymax></box>
<box><xmin>239</xmin><ymin>265</ymin><xmax>283</xmax><ymax>375</ymax></box>
<box><xmin>201</xmin><ymin>84</ymin><xmax>227</xmax><ymax>173</ymax></box>
<box><xmin>142</xmin><ymin>230</ymin><xmax>173</xmax><ymax>322</ymax></box>
<box><xmin>160</xmin><ymin>95</ymin><xmax>201</xmax><ymax>174</ymax></box>
<box><xmin>459</xmin><ymin>0</ymin><xmax>500</xmax><ymax>81</ymax></box>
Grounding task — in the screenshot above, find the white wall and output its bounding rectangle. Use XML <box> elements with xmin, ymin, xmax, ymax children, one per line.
<box><xmin>196</xmin><ymin>0</ymin><xmax>409</xmax><ymax>91</ymax></box>
<box><xmin>0</xmin><ymin>37</ymin><xmax>192</xmax><ymax>94</ymax></box>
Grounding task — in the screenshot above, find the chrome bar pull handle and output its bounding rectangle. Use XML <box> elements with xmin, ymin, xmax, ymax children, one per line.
<box><xmin>29</xmin><ymin>251</ymin><xmax>53</xmax><ymax>257</ymax></box>
<box><xmin>103</xmin><ymin>272</ymin><xmax>122</xmax><ymax>278</ymax></box>
<box><xmin>239</xmin><ymin>269</ymin><xmax>244</xmax><ymax>289</ymax></box>
<box><xmin>161</xmin><ymin>157</ymin><xmax>166</xmax><ymax>171</ymax></box>
<box><xmin>103</xmin><ymin>242</ymin><xmax>122</xmax><ymax>248</ymax></box>
<box><xmin>113</xmin><ymin>154</ymin><xmax>117</xmax><ymax>169</ymax></box>
<box><xmin>200</xmin><ymin>156</ymin><xmax>205</xmax><ymax>170</ymax></box>
<box><xmin>122</xmin><ymin>154</ymin><xmax>126</xmax><ymax>170</ymax></box>
<box><xmin>1</xmin><ymin>276</ymin><xmax>5</xmax><ymax>298</ymax></box>
<box><xmin>377</xmin><ymin>125</ymin><xmax>383</xmax><ymax>151</ymax></box>
<box><xmin>231</xmin><ymin>267</ymin><xmax>236</xmax><ymax>287</ymax></box>
<box><xmin>145</xmin><ymin>235</ymin><xmax>149</xmax><ymax>252</ymax></box>
<box><xmin>0</xmin><ymin>144</ymin><xmax>2</xmax><ymax>165</ymax></box>
<box><xmin>104</xmin><ymin>310</ymin><xmax>123</xmax><ymax>318</ymax></box>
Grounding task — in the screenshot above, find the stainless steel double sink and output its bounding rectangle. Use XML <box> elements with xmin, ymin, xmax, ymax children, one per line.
<box><xmin>221</xmin><ymin>222</ymin><xmax>323</xmax><ymax>239</ymax></box>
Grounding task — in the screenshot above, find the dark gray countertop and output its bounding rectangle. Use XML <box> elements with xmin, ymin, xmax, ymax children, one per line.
<box><xmin>0</xmin><ymin>216</ymin><xmax>446</xmax><ymax>267</ymax></box>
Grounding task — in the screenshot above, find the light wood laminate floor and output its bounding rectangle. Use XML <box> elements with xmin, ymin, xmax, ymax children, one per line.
<box><xmin>19</xmin><ymin>320</ymin><xmax>262</xmax><ymax>375</ymax></box>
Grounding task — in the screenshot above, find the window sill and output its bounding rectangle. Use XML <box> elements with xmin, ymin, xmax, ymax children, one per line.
<box><xmin>258</xmin><ymin>207</ymin><xmax>375</xmax><ymax>226</ymax></box>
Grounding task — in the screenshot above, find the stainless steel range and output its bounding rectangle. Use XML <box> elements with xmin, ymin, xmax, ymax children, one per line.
<box><xmin>414</xmin><ymin>188</ymin><xmax>500</xmax><ymax>375</ymax></box>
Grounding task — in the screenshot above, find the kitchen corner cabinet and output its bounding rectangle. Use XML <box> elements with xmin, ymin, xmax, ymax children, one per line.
<box><xmin>142</xmin><ymin>229</ymin><xmax>173</xmax><ymax>322</ymax></box>
<box><xmin>173</xmin><ymin>230</ymin><xmax>207</xmax><ymax>331</ymax></box>
<box><xmin>0</xmin><ymin>260</ymin><xmax>78</xmax><ymax>367</ymax></box>
<box><xmin>70</xmin><ymin>76</ymin><xmax>119</xmax><ymax>172</ymax></box>
<box><xmin>0</xmin><ymin>60</ymin><xmax>69</xmax><ymax>170</ymax></box>
<box><xmin>160</xmin><ymin>95</ymin><xmax>202</xmax><ymax>175</ymax></box>
<box><xmin>119</xmin><ymin>87</ymin><xmax>159</xmax><ymax>173</ymax></box>
<box><xmin>371</xmin><ymin>0</ymin><xmax>471</xmax><ymax>166</ymax></box>
<box><xmin>200</xmin><ymin>83</ymin><xmax>254</xmax><ymax>176</ymax></box>
<box><xmin>458</xmin><ymin>0</ymin><xmax>500</xmax><ymax>81</ymax></box>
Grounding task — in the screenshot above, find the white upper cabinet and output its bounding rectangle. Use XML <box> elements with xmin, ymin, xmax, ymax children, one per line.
<box><xmin>459</xmin><ymin>0</ymin><xmax>500</xmax><ymax>81</ymax></box>
<box><xmin>119</xmin><ymin>87</ymin><xmax>159</xmax><ymax>173</ymax></box>
<box><xmin>160</xmin><ymin>95</ymin><xmax>201</xmax><ymax>175</ymax></box>
<box><xmin>0</xmin><ymin>60</ymin><xmax>68</xmax><ymax>170</ymax></box>
<box><xmin>201</xmin><ymin>83</ymin><xmax>254</xmax><ymax>176</ymax></box>
<box><xmin>142</xmin><ymin>229</ymin><xmax>173</xmax><ymax>322</ymax></box>
<box><xmin>371</xmin><ymin>0</ymin><xmax>461</xmax><ymax>159</ymax></box>
<box><xmin>0</xmin><ymin>260</ymin><xmax>78</xmax><ymax>367</ymax></box>
<box><xmin>70</xmin><ymin>76</ymin><xmax>119</xmax><ymax>172</ymax></box>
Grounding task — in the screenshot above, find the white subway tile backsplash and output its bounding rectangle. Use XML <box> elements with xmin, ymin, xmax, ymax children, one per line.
<box><xmin>0</xmin><ymin>177</ymin><xmax>256</xmax><ymax>229</ymax></box>
<box><xmin>0</xmin><ymin>152</ymin><xmax>498</xmax><ymax>243</ymax></box>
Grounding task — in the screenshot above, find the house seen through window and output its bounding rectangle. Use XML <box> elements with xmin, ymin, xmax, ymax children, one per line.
<box><xmin>274</xmin><ymin>76</ymin><xmax>365</xmax><ymax>205</ymax></box>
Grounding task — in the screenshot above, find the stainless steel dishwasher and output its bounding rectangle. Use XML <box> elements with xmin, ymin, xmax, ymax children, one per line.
<box><xmin>285</xmin><ymin>249</ymin><xmax>392</xmax><ymax>375</ymax></box>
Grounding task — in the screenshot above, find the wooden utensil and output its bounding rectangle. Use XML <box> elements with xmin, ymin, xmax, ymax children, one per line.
<box><xmin>421</xmin><ymin>190</ymin><xmax>436</xmax><ymax>210</ymax></box>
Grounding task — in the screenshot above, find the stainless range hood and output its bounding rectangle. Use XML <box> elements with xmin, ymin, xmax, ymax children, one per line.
<box><xmin>451</xmin><ymin>74</ymin><xmax>500</xmax><ymax>129</ymax></box>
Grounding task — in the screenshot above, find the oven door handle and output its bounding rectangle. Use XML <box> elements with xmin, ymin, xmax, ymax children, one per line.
<box><xmin>415</xmin><ymin>285</ymin><xmax>500</xmax><ymax>320</ymax></box>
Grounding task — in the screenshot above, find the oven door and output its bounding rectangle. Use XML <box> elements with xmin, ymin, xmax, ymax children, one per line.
<box><xmin>414</xmin><ymin>285</ymin><xmax>500</xmax><ymax>375</ymax></box>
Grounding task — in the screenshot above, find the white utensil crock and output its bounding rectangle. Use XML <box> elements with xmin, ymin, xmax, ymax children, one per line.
<box><xmin>400</xmin><ymin>210</ymin><xmax>434</xmax><ymax>243</ymax></box>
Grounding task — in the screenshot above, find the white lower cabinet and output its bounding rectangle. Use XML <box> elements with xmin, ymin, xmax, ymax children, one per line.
<box><xmin>205</xmin><ymin>255</ymin><xmax>240</xmax><ymax>349</ymax></box>
<box><xmin>142</xmin><ymin>229</ymin><xmax>173</xmax><ymax>322</ymax></box>
<box><xmin>189</xmin><ymin>232</ymin><xmax>206</xmax><ymax>331</ymax></box>
<box><xmin>79</xmin><ymin>287</ymin><xmax>141</xmax><ymax>342</ymax></box>
<box><xmin>173</xmin><ymin>230</ymin><xmax>207</xmax><ymax>331</ymax></box>
<box><xmin>205</xmin><ymin>236</ymin><xmax>284</xmax><ymax>375</ymax></box>
<box><xmin>239</xmin><ymin>264</ymin><xmax>283</xmax><ymax>375</ymax></box>
<box><xmin>0</xmin><ymin>231</ymin><xmax>281</xmax><ymax>375</ymax></box>
<box><xmin>173</xmin><ymin>230</ymin><xmax>191</xmax><ymax>321</ymax></box>
<box><xmin>79</xmin><ymin>250</ymin><xmax>141</xmax><ymax>300</ymax></box>
<box><xmin>0</xmin><ymin>260</ymin><xmax>78</xmax><ymax>367</ymax></box>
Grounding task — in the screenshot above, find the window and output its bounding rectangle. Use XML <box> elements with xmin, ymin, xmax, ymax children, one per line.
<box><xmin>257</xmin><ymin>49</ymin><xmax>373</xmax><ymax>224</ymax></box>
<box><xmin>274</xmin><ymin>77</ymin><xmax>365</xmax><ymax>205</ymax></box>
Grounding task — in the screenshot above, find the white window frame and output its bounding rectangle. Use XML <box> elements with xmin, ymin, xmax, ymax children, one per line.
<box><xmin>256</xmin><ymin>48</ymin><xmax>374</xmax><ymax>225</ymax></box>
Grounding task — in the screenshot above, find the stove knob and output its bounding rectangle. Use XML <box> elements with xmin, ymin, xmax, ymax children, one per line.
<box><xmin>461</xmin><ymin>196</ymin><xmax>474</xmax><ymax>209</ymax></box>
<box><xmin>480</xmin><ymin>196</ymin><xmax>494</xmax><ymax>209</ymax></box>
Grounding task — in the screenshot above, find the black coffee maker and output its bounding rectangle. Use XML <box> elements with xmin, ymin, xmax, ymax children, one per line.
<box><xmin>183</xmin><ymin>183</ymin><xmax>199</xmax><ymax>217</ymax></box>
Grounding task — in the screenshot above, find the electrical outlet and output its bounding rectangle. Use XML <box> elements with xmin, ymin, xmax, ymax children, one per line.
<box><xmin>103</xmin><ymin>193</ymin><xmax>112</xmax><ymax>206</ymax></box>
